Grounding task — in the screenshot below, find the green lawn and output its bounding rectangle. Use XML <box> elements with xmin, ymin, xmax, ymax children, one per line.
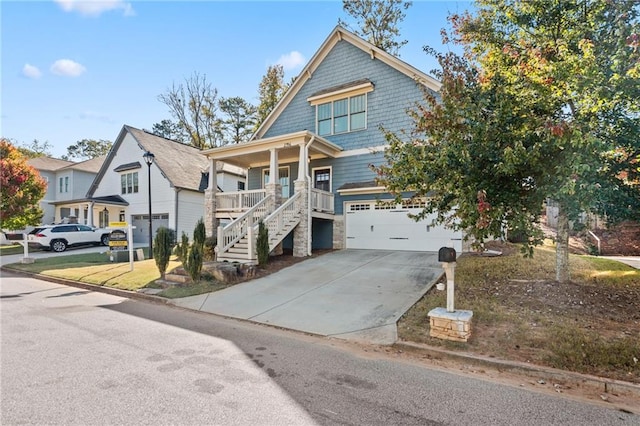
<box><xmin>5</xmin><ymin>251</ymin><xmax>181</xmax><ymax>291</ymax></box>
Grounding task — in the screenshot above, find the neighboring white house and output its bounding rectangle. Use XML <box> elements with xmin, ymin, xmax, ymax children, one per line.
<box><xmin>85</xmin><ymin>125</ymin><xmax>245</xmax><ymax>244</ymax></box>
<box><xmin>26</xmin><ymin>156</ymin><xmax>105</xmax><ymax>225</ymax></box>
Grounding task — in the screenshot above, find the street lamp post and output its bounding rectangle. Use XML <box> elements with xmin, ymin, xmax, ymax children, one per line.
<box><xmin>143</xmin><ymin>151</ymin><xmax>155</xmax><ymax>259</ymax></box>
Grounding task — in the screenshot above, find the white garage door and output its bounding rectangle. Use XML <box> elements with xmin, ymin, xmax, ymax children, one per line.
<box><xmin>131</xmin><ymin>214</ymin><xmax>169</xmax><ymax>244</ymax></box>
<box><xmin>345</xmin><ymin>201</ymin><xmax>462</xmax><ymax>252</ymax></box>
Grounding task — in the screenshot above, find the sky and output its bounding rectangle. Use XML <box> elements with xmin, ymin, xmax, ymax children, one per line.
<box><xmin>1</xmin><ymin>0</ymin><xmax>471</xmax><ymax>159</ymax></box>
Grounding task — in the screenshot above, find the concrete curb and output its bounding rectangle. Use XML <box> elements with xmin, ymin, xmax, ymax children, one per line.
<box><xmin>394</xmin><ymin>341</ymin><xmax>640</xmax><ymax>403</ymax></box>
<box><xmin>3</xmin><ymin>265</ymin><xmax>639</xmax><ymax>406</ymax></box>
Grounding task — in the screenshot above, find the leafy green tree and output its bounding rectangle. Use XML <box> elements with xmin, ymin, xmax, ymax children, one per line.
<box><xmin>193</xmin><ymin>218</ymin><xmax>206</xmax><ymax>247</ymax></box>
<box><xmin>176</xmin><ymin>231</ymin><xmax>190</xmax><ymax>262</ymax></box>
<box><xmin>63</xmin><ymin>139</ymin><xmax>112</xmax><ymax>160</ymax></box>
<box><xmin>16</xmin><ymin>139</ymin><xmax>53</xmax><ymax>159</ymax></box>
<box><xmin>339</xmin><ymin>0</ymin><xmax>412</xmax><ymax>56</ymax></box>
<box><xmin>219</xmin><ymin>96</ymin><xmax>256</xmax><ymax>144</ymax></box>
<box><xmin>150</xmin><ymin>119</ymin><xmax>188</xmax><ymax>143</ymax></box>
<box><xmin>255</xmin><ymin>64</ymin><xmax>289</xmax><ymax>131</ymax></box>
<box><xmin>373</xmin><ymin>0</ymin><xmax>640</xmax><ymax>282</ymax></box>
<box><xmin>0</xmin><ymin>139</ymin><xmax>46</xmax><ymax>229</ymax></box>
<box><xmin>158</xmin><ymin>72</ymin><xmax>224</xmax><ymax>149</ymax></box>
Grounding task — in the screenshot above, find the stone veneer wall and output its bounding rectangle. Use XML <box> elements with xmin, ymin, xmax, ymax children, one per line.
<box><xmin>332</xmin><ymin>216</ymin><xmax>345</xmax><ymax>249</ymax></box>
<box><xmin>293</xmin><ymin>180</ymin><xmax>309</xmax><ymax>257</ymax></box>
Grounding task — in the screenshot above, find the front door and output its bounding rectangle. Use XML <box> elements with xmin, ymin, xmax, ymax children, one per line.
<box><xmin>313</xmin><ymin>168</ymin><xmax>331</xmax><ymax>192</ymax></box>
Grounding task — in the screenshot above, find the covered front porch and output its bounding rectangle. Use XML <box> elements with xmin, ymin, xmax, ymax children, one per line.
<box><xmin>51</xmin><ymin>196</ymin><xmax>129</xmax><ymax>228</ymax></box>
<box><xmin>201</xmin><ymin>131</ymin><xmax>342</xmax><ymax>263</ymax></box>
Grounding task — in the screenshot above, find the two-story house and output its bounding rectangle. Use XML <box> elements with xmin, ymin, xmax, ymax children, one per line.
<box><xmin>27</xmin><ymin>156</ymin><xmax>104</xmax><ymax>225</ymax></box>
<box><xmin>87</xmin><ymin>125</ymin><xmax>245</xmax><ymax>244</ymax></box>
<box><xmin>202</xmin><ymin>26</ymin><xmax>464</xmax><ymax>263</ymax></box>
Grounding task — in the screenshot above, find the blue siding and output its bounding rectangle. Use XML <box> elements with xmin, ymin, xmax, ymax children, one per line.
<box><xmin>264</xmin><ymin>40</ymin><xmax>429</xmax><ymax>152</ymax></box>
<box><xmin>260</xmin><ymin>40</ymin><xmax>432</xmax><ymax>214</ymax></box>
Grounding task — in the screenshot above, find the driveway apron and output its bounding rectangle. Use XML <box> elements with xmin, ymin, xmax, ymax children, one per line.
<box><xmin>172</xmin><ymin>250</ymin><xmax>443</xmax><ymax>344</ymax></box>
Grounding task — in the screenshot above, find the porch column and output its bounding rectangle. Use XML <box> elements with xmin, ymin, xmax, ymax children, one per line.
<box><xmin>205</xmin><ymin>158</ymin><xmax>218</xmax><ymax>238</ymax></box>
<box><xmin>293</xmin><ymin>179</ymin><xmax>310</xmax><ymax>257</ymax></box>
<box><xmin>297</xmin><ymin>143</ymin><xmax>307</xmax><ymax>181</ymax></box>
<box><xmin>265</xmin><ymin>148</ymin><xmax>282</xmax><ymax>208</ymax></box>
<box><xmin>88</xmin><ymin>202</ymin><xmax>95</xmax><ymax>227</ymax></box>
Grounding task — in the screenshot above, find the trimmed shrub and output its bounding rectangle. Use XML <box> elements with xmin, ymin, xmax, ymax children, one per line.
<box><xmin>176</xmin><ymin>232</ymin><xmax>189</xmax><ymax>262</ymax></box>
<box><xmin>153</xmin><ymin>227</ymin><xmax>173</xmax><ymax>279</ymax></box>
<box><xmin>184</xmin><ymin>242</ymin><xmax>203</xmax><ymax>282</ymax></box>
<box><xmin>193</xmin><ymin>218</ymin><xmax>206</xmax><ymax>247</ymax></box>
<box><xmin>257</xmin><ymin>221</ymin><xmax>270</xmax><ymax>266</ymax></box>
<box><xmin>203</xmin><ymin>236</ymin><xmax>217</xmax><ymax>261</ymax></box>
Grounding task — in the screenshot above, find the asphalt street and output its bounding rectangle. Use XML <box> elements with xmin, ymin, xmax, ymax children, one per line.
<box><xmin>2</xmin><ymin>273</ymin><xmax>636</xmax><ymax>425</ymax></box>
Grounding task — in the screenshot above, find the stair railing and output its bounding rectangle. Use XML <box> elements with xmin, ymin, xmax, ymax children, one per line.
<box><xmin>216</xmin><ymin>194</ymin><xmax>273</xmax><ymax>258</ymax></box>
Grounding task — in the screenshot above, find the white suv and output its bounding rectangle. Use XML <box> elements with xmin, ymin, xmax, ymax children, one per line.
<box><xmin>28</xmin><ymin>224</ymin><xmax>111</xmax><ymax>252</ymax></box>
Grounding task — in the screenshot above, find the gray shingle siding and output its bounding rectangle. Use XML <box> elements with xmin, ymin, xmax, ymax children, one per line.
<box><xmin>265</xmin><ymin>40</ymin><xmax>428</xmax><ymax>152</ymax></box>
<box><xmin>260</xmin><ymin>40</ymin><xmax>430</xmax><ymax>215</ymax></box>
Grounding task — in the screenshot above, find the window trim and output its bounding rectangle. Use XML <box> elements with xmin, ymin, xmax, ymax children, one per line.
<box><xmin>311</xmin><ymin>166</ymin><xmax>332</xmax><ymax>192</ymax></box>
<box><xmin>313</xmin><ymin>93</ymin><xmax>369</xmax><ymax>136</ymax></box>
<box><xmin>120</xmin><ymin>171</ymin><xmax>139</xmax><ymax>194</ymax></box>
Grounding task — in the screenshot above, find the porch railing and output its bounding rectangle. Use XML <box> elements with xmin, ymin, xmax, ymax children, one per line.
<box><xmin>261</xmin><ymin>192</ymin><xmax>302</xmax><ymax>250</ymax></box>
<box><xmin>217</xmin><ymin>194</ymin><xmax>273</xmax><ymax>256</ymax></box>
<box><xmin>216</xmin><ymin>189</ymin><xmax>267</xmax><ymax>211</ymax></box>
<box><xmin>310</xmin><ymin>188</ymin><xmax>334</xmax><ymax>213</ymax></box>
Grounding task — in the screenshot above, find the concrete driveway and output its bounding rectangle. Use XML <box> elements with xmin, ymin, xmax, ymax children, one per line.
<box><xmin>172</xmin><ymin>250</ymin><xmax>443</xmax><ymax>344</ymax></box>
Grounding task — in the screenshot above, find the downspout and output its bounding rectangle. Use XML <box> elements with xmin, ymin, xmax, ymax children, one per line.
<box><xmin>175</xmin><ymin>188</ymin><xmax>181</xmax><ymax>236</ymax></box>
<box><xmin>305</xmin><ymin>136</ymin><xmax>315</xmax><ymax>256</ymax></box>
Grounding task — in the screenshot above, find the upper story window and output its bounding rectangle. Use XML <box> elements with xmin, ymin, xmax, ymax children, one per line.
<box><xmin>59</xmin><ymin>176</ymin><xmax>69</xmax><ymax>193</ymax></box>
<box><xmin>308</xmin><ymin>79</ymin><xmax>373</xmax><ymax>137</ymax></box>
<box><xmin>121</xmin><ymin>172</ymin><xmax>139</xmax><ymax>194</ymax></box>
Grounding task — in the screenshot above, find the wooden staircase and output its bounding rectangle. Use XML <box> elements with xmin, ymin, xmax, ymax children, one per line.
<box><xmin>216</xmin><ymin>193</ymin><xmax>303</xmax><ymax>263</ymax></box>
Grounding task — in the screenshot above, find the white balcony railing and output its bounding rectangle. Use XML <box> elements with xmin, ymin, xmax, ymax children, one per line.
<box><xmin>216</xmin><ymin>189</ymin><xmax>267</xmax><ymax>212</ymax></box>
<box><xmin>310</xmin><ymin>188</ymin><xmax>334</xmax><ymax>213</ymax></box>
<box><xmin>217</xmin><ymin>195</ymin><xmax>273</xmax><ymax>256</ymax></box>
<box><xmin>261</xmin><ymin>192</ymin><xmax>302</xmax><ymax>250</ymax></box>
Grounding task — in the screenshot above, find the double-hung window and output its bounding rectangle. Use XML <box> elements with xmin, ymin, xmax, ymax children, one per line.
<box><xmin>308</xmin><ymin>80</ymin><xmax>373</xmax><ymax>136</ymax></box>
<box><xmin>121</xmin><ymin>172</ymin><xmax>139</xmax><ymax>194</ymax></box>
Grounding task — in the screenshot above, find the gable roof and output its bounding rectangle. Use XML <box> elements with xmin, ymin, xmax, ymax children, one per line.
<box><xmin>60</xmin><ymin>155</ymin><xmax>106</xmax><ymax>173</ymax></box>
<box><xmin>87</xmin><ymin>125</ymin><xmax>209</xmax><ymax>197</ymax></box>
<box><xmin>253</xmin><ymin>25</ymin><xmax>441</xmax><ymax>140</ymax></box>
<box><xmin>27</xmin><ymin>156</ymin><xmax>74</xmax><ymax>172</ymax></box>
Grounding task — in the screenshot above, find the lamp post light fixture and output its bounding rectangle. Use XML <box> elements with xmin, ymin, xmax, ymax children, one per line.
<box><xmin>143</xmin><ymin>151</ymin><xmax>155</xmax><ymax>259</ymax></box>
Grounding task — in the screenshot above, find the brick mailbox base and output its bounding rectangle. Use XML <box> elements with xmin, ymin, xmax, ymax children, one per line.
<box><xmin>428</xmin><ymin>307</ymin><xmax>473</xmax><ymax>342</ymax></box>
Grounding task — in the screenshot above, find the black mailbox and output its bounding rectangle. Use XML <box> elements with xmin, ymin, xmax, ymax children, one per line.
<box><xmin>438</xmin><ymin>247</ymin><xmax>456</xmax><ymax>262</ymax></box>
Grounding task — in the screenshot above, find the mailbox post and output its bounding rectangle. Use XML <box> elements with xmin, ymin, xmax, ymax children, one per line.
<box><xmin>438</xmin><ymin>247</ymin><xmax>456</xmax><ymax>313</ymax></box>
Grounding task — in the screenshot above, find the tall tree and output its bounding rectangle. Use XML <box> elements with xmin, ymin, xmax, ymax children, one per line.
<box><xmin>16</xmin><ymin>139</ymin><xmax>53</xmax><ymax>159</ymax></box>
<box><xmin>339</xmin><ymin>0</ymin><xmax>412</xmax><ymax>56</ymax></box>
<box><xmin>255</xmin><ymin>64</ymin><xmax>289</xmax><ymax>131</ymax></box>
<box><xmin>373</xmin><ymin>0</ymin><xmax>640</xmax><ymax>282</ymax></box>
<box><xmin>151</xmin><ymin>119</ymin><xmax>188</xmax><ymax>143</ymax></box>
<box><xmin>63</xmin><ymin>139</ymin><xmax>112</xmax><ymax>160</ymax></box>
<box><xmin>158</xmin><ymin>72</ymin><xmax>223</xmax><ymax>149</ymax></box>
<box><xmin>0</xmin><ymin>139</ymin><xmax>47</xmax><ymax>230</ymax></box>
<box><xmin>219</xmin><ymin>97</ymin><xmax>257</xmax><ymax>144</ymax></box>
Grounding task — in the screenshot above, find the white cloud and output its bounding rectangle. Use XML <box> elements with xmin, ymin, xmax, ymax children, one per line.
<box><xmin>276</xmin><ymin>51</ymin><xmax>305</xmax><ymax>71</ymax></box>
<box><xmin>50</xmin><ymin>59</ymin><xmax>87</xmax><ymax>77</ymax></box>
<box><xmin>22</xmin><ymin>63</ymin><xmax>43</xmax><ymax>79</ymax></box>
<box><xmin>54</xmin><ymin>0</ymin><xmax>135</xmax><ymax>17</ymax></box>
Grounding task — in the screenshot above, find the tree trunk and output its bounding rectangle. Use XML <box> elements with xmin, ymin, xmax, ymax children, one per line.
<box><xmin>555</xmin><ymin>204</ymin><xmax>570</xmax><ymax>283</ymax></box>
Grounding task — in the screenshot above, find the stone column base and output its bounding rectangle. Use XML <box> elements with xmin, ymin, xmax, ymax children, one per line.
<box><xmin>427</xmin><ymin>307</ymin><xmax>473</xmax><ymax>342</ymax></box>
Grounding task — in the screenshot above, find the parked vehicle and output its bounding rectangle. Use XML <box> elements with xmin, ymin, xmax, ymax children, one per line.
<box><xmin>28</xmin><ymin>224</ymin><xmax>110</xmax><ymax>252</ymax></box>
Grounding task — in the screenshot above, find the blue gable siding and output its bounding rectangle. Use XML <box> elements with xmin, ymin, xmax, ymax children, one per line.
<box><xmin>261</xmin><ymin>40</ymin><xmax>432</xmax><ymax>214</ymax></box>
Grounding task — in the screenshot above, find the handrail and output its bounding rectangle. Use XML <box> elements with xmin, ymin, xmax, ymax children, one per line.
<box><xmin>217</xmin><ymin>194</ymin><xmax>273</xmax><ymax>255</ymax></box>
<box><xmin>310</xmin><ymin>188</ymin><xmax>334</xmax><ymax>213</ymax></box>
<box><xmin>260</xmin><ymin>192</ymin><xmax>302</xmax><ymax>250</ymax></box>
<box><xmin>216</xmin><ymin>189</ymin><xmax>267</xmax><ymax>211</ymax></box>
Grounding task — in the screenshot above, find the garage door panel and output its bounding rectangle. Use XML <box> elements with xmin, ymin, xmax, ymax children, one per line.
<box><xmin>346</xmin><ymin>202</ymin><xmax>461</xmax><ymax>252</ymax></box>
